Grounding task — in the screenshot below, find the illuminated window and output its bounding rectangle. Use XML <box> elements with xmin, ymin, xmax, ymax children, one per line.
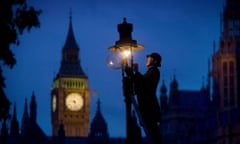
<box><xmin>229</xmin><ymin>61</ymin><xmax>235</xmax><ymax>106</ymax></box>
<box><xmin>223</xmin><ymin>62</ymin><xmax>227</xmax><ymax>75</ymax></box>
<box><xmin>223</xmin><ymin>62</ymin><xmax>228</xmax><ymax>108</ymax></box>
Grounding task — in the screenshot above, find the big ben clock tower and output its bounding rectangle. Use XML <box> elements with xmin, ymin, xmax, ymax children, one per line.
<box><xmin>51</xmin><ymin>15</ymin><xmax>90</xmax><ymax>137</ymax></box>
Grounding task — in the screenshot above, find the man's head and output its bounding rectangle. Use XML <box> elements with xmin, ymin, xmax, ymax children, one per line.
<box><xmin>146</xmin><ymin>52</ymin><xmax>161</xmax><ymax>67</ymax></box>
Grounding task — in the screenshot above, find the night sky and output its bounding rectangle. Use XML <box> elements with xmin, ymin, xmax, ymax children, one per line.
<box><xmin>4</xmin><ymin>0</ymin><xmax>224</xmax><ymax>137</ymax></box>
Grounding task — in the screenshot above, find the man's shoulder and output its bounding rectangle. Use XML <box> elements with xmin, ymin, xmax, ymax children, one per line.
<box><xmin>148</xmin><ymin>66</ymin><xmax>159</xmax><ymax>72</ymax></box>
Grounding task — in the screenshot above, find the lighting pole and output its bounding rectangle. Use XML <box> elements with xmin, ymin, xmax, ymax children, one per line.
<box><xmin>107</xmin><ymin>18</ymin><xmax>144</xmax><ymax>144</ymax></box>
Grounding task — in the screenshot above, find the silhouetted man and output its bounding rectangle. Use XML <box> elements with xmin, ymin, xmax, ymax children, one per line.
<box><xmin>126</xmin><ymin>52</ymin><xmax>162</xmax><ymax>144</ymax></box>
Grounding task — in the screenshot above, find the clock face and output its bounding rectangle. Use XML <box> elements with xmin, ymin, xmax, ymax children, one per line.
<box><xmin>65</xmin><ymin>93</ymin><xmax>83</xmax><ymax>111</ymax></box>
<box><xmin>52</xmin><ymin>95</ymin><xmax>57</xmax><ymax>112</ymax></box>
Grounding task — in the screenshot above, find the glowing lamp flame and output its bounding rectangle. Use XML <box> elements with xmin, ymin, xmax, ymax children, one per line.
<box><xmin>122</xmin><ymin>50</ymin><xmax>131</xmax><ymax>58</ymax></box>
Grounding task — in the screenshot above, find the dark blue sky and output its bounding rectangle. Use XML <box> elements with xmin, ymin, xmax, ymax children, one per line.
<box><xmin>4</xmin><ymin>0</ymin><xmax>224</xmax><ymax>137</ymax></box>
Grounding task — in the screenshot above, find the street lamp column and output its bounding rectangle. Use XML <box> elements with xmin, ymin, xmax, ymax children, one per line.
<box><xmin>107</xmin><ymin>18</ymin><xmax>144</xmax><ymax>144</ymax></box>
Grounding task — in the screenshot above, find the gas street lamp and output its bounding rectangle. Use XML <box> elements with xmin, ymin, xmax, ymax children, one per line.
<box><xmin>107</xmin><ymin>18</ymin><xmax>144</xmax><ymax>144</ymax></box>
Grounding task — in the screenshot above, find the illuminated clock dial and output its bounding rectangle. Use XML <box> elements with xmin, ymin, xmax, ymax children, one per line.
<box><xmin>52</xmin><ymin>95</ymin><xmax>57</xmax><ymax>112</ymax></box>
<box><xmin>65</xmin><ymin>93</ymin><xmax>83</xmax><ymax>111</ymax></box>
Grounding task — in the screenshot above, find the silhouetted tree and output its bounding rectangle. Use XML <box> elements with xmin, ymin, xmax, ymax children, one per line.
<box><xmin>0</xmin><ymin>0</ymin><xmax>41</xmax><ymax>121</ymax></box>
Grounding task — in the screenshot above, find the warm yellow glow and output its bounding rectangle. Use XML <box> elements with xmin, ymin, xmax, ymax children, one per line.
<box><xmin>65</xmin><ymin>93</ymin><xmax>83</xmax><ymax>111</ymax></box>
<box><xmin>122</xmin><ymin>50</ymin><xmax>131</xmax><ymax>59</ymax></box>
<box><xmin>108</xmin><ymin>44</ymin><xmax>144</xmax><ymax>52</ymax></box>
<box><xmin>52</xmin><ymin>78</ymin><xmax>89</xmax><ymax>89</ymax></box>
<box><xmin>52</xmin><ymin>95</ymin><xmax>56</xmax><ymax>112</ymax></box>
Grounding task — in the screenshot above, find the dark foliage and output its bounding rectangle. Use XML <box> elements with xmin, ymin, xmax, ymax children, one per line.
<box><xmin>0</xmin><ymin>0</ymin><xmax>41</xmax><ymax>121</ymax></box>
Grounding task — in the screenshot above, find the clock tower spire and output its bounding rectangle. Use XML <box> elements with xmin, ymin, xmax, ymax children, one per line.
<box><xmin>51</xmin><ymin>15</ymin><xmax>90</xmax><ymax>137</ymax></box>
<box><xmin>58</xmin><ymin>14</ymin><xmax>86</xmax><ymax>77</ymax></box>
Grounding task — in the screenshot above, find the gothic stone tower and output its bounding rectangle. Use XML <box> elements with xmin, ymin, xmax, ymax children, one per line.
<box><xmin>51</xmin><ymin>16</ymin><xmax>90</xmax><ymax>137</ymax></box>
<box><xmin>212</xmin><ymin>0</ymin><xmax>240</xmax><ymax>143</ymax></box>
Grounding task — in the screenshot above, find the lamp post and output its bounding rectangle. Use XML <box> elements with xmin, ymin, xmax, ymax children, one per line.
<box><xmin>107</xmin><ymin>18</ymin><xmax>144</xmax><ymax>144</ymax></box>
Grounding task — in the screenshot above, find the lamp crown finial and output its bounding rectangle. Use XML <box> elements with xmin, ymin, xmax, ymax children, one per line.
<box><xmin>123</xmin><ymin>17</ymin><xmax>127</xmax><ymax>23</ymax></box>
